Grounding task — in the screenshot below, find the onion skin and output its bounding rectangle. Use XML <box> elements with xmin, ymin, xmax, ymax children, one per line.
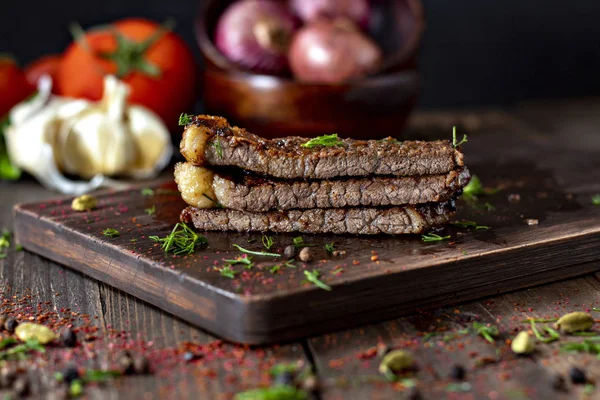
<box><xmin>290</xmin><ymin>0</ymin><xmax>371</xmax><ymax>30</ymax></box>
<box><xmin>289</xmin><ymin>19</ymin><xmax>383</xmax><ymax>84</ymax></box>
<box><xmin>215</xmin><ymin>0</ymin><xmax>299</xmax><ymax>74</ymax></box>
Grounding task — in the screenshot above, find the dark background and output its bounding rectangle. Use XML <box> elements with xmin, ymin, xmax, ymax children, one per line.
<box><xmin>2</xmin><ymin>0</ymin><xmax>600</xmax><ymax>108</ymax></box>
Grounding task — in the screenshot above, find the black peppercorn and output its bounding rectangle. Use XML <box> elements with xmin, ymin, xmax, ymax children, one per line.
<box><xmin>283</xmin><ymin>245</ymin><xmax>296</xmax><ymax>259</ymax></box>
<box><xmin>133</xmin><ymin>356</ymin><xmax>151</xmax><ymax>375</ymax></box>
<box><xmin>4</xmin><ymin>317</ymin><xmax>18</xmax><ymax>333</ymax></box>
<box><xmin>60</xmin><ymin>328</ymin><xmax>77</xmax><ymax>348</ymax></box>
<box><xmin>569</xmin><ymin>367</ymin><xmax>586</xmax><ymax>384</ymax></box>
<box><xmin>63</xmin><ymin>366</ymin><xmax>80</xmax><ymax>385</ymax></box>
<box><xmin>449</xmin><ymin>364</ymin><xmax>466</xmax><ymax>381</ymax></box>
<box><xmin>118</xmin><ymin>352</ymin><xmax>135</xmax><ymax>375</ymax></box>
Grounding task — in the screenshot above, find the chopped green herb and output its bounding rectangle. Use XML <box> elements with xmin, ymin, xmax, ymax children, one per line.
<box><xmin>83</xmin><ymin>369</ymin><xmax>121</xmax><ymax>383</ymax></box>
<box><xmin>0</xmin><ymin>117</ymin><xmax>21</xmax><ymax>181</ymax></box>
<box><xmin>234</xmin><ymin>385</ymin><xmax>308</xmax><ymax>400</ymax></box>
<box><xmin>472</xmin><ymin>322</ymin><xmax>499</xmax><ymax>344</ymax></box>
<box><xmin>15</xmin><ymin>244</ymin><xmax>23</xmax><ymax>251</ymax></box>
<box><xmin>529</xmin><ymin>320</ymin><xmax>560</xmax><ymax>343</ymax></box>
<box><xmin>178</xmin><ymin>113</ymin><xmax>194</xmax><ymax>126</ymax></box>
<box><xmin>217</xmin><ymin>265</ymin><xmax>238</xmax><ymax>279</ymax></box>
<box><xmin>212</xmin><ymin>138</ymin><xmax>224</xmax><ymax>159</ymax></box>
<box><xmin>592</xmin><ymin>195</ymin><xmax>600</xmax><ymax>205</ymax></box>
<box><xmin>69</xmin><ymin>379</ymin><xmax>84</xmax><ymax>397</ymax></box>
<box><xmin>561</xmin><ymin>339</ymin><xmax>600</xmax><ymax>356</ymax></box>
<box><xmin>301</xmin><ymin>134</ymin><xmax>343</xmax><ymax>148</ymax></box>
<box><xmin>269</xmin><ymin>265</ymin><xmax>281</xmax><ymax>274</ymax></box>
<box><xmin>584</xmin><ymin>384</ymin><xmax>595</xmax><ymax>396</ymax></box>
<box><xmin>303</xmin><ymin>269</ymin><xmax>332</xmax><ymax>291</ymax></box>
<box><xmin>130</xmin><ymin>238</ymin><xmax>138</xmax><ymax>243</ymax></box>
<box><xmin>292</xmin><ymin>236</ymin><xmax>316</xmax><ymax>248</ymax></box>
<box><xmin>270</xmin><ymin>260</ymin><xmax>295</xmax><ymax>273</ymax></box>
<box><xmin>461</xmin><ymin>250</ymin><xmax>468</xmax><ymax>255</ymax></box>
<box><xmin>150</xmin><ymin>223</ymin><xmax>207</xmax><ymax>255</ymax></box>
<box><xmin>145</xmin><ymin>205</ymin><xmax>156</xmax><ymax>216</ymax></box>
<box><xmin>452</xmin><ymin>126</ymin><xmax>468</xmax><ymax>148</ymax></box>
<box><xmin>483</xmin><ymin>202</ymin><xmax>496</xmax><ymax>211</ymax></box>
<box><xmin>462</xmin><ymin>175</ymin><xmax>499</xmax><ymax>200</ymax></box>
<box><xmin>0</xmin><ymin>337</ymin><xmax>17</xmax><ymax>350</ymax></box>
<box><xmin>102</xmin><ymin>228</ymin><xmax>120</xmax><ymax>238</ymax></box>
<box><xmin>223</xmin><ymin>256</ymin><xmax>254</xmax><ymax>269</ymax></box>
<box><xmin>202</xmin><ymin>193</ymin><xmax>224</xmax><ymax>208</ymax></box>
<box><xmin>0</xmin><ymin>339</ymin><xmax>45</xmax><ymax>360</ymax></box>
<box><xmin>451</xmin><ymin>221</ymin><xmax>490</xmax><ymax>230</ymax></box>
<box><xmin>262</xmin><ymin>235</ymin><xmax>274</xmax><ymax>250</ymax></box>
<box><xmin>325</xmin><ymin>242</ymin><xmax>335</xmax><ymax>254</ymax></box>
<box><xmin>0</xmin><ymin>253</ymin><xmax>6</xmax><ymax>259</ymax></box>
<box><xmin>0</xmin><ymin>229</ymin><xmax>10</xmax><ymax>249</ymax></box>
<box><xmin>141</xmin><ymin>188</ymin><xmax>154</xmax><ymax>196</ymax></box>
<box><xmin>233</xmin><ymin>244</ymin><xmax>280</xmax><ymax>257</ymax></box>
<box><xmin>421</xmin><ymin>233</ymin><xmax>451</xmax><ymax>242</ymax></box>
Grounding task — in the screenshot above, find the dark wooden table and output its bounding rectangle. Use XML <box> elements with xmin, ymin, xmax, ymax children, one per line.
<box><xmin>2</xmin><ymin>99</ymin><xmax>600</xmax><ymax>399</ymax></box>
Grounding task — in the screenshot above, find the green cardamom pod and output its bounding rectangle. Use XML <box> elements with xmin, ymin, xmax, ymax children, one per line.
<box><xmin>554</xmin><ymin>312</ymin><xmax>594</xmax><ymax>333</ymax></box>
<box><xmin>15</xmin><ymin>322</ymin><xmax>57</xmax><ymax>344</ymax></box>
<box><xmin>379</xmin><ymin>349</ymin><xmax>413</xmax><ymax>380</ymax></box>
<box><xmin>511</xmin><ymin>331</ymin><xmax>535</xmax><ymax>354</ymax></box>
<box><xmin>71</xmin><ymin>194</ymin><xmax>98</xmax><ymax>212</ymax></box>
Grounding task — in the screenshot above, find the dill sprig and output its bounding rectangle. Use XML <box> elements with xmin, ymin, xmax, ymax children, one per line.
<box><xmin>141</xmin><ymin>188</ymin><xmax>154</xmax><ymax>196</ymax></box>
<box><xmin>102</xmin><ymin>228</ymin><xmax>120</xmax><ymax>238</ymax></box>
<box><xmin>217</xmin><ymin>265</ymin><xmax>238</xmax><ymax>279</ymax></box>
<box><xmin>0</xmin><ymin>339</ymin><xmax>45</xmax><ymax>360</ymax></box>
<box><xmin>293</xmin><ymin>236</ymin><xmax>316</xmax><ymax>248</ymax></box>
<box><xmin>301</xmin><ymin>134</ymin><xmax>343</xmax><ymax>148</ymax></box>
<box><xmin>302</xmin><ymin>269</ymin><xmax>332</xmax><ymax>291</ymax></box>
<box><xmin>262</xmin><ymin>235</ymin><xmax>274</xmax><ymax>250</ymax></box>
<box><xmin>223</xmin><ymin>256</ymin><xmax>254</xmax><ymax>270</ymax></box>
<box><xmin>212</xmin><ymin>138</ymin><xmax>224</xmax><ymax>159</ymax></box>
<box><xmin>451</xmin><ymin>221</ymin><xmax>490</xmax><ymax>230</ymax></box>
<box><xmin>452</xmin><ymin>126</ymin><xmax>468</xmax><ymax>148</ymax></box>
<box><xmin>179</xmin><ymin>113</ymin><xmax>194</xmax><ymax>126</ymax></box>
<box><xmin>472</xmin><ymin>322</ymin><xmax>499</xmax><ymax>344</ymax></box>
<box><xmin>145</xmin><ymin>205</ymin><xmax>156</xmax><ymax>216</ymax></box>
<box><xmin>561</xmin><ymin>339</ymin><xmax>600</xmax><ymax>357</ymax></box>
<box><xmin>325</xmin><ymin>242</ymin><xmax>335</xmax><ymax>254</ymax></box>
<box><xmin>592</xmin><ymin>195</ymin><xmax>600</xmax><ymax>205</ymax></box>
<box><xmin>202</xmin><ymin>193</ymin><xmax>224</xmax><ymax>208</ymax></box>
<box><xmin>150</xmin><ymin>223</ymin><xmax>207</xmax><ymax>255</ymax></box>
<box><xmin>270</xmin><ymin>260</ymin><xmax>295</xmax><ymax>274</ymax></box>
<box><xmin>462</xmin><ymin>176</ymin><xmax>499</xmax><ymax>199</ymax></box>
<box><xmin>233</xmin><ymin>244</ymin><xmax>280</xmax><ymax>257</ymax></box>
<box><xmin>421</xmin><ymin>233</ymin><xmax>451</xmax><ymax>242</ymax></box>
<box><xmin>529</xmin><ymin>320</ymin><xmax>560</xmax><ymax>343</ymax></box>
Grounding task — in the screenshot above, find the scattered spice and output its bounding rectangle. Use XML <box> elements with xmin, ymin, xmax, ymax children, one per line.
<box><xmin>150</xmin><ymin>223</ymin><xmax>207</xmax><ymax>255</ymax></box>
<box><xmin>421</xmin><ymin>233</ymin><xmax>451</xmax><ymax>243</ymax></box>
<box><xmin>302</xmin><ymin>270</ymin><xmax>331</xmax><ymax>291</ymax></box>
<box><xmin>298</xmin><ymin>247</ymin><xmax>314</xmax><ymax>262</ymax></box>
<box><xmin>102</xmin><ymin>228</ymin><xmax>120</xmax><ymax>238</ymax></box>
<box><xmin>71</xmin><ymin>194</ymin><xmax>97</xmax><ymax>211</ymax></box>
<box><xmin>511</xmin><ymin>331</ymin><xmax>535</xmax><ymax>355</ymax></box>
<box><xmin>554</xmin><ymin>311</ymin><xmax>594</xmax><ymax>333</ymax></box>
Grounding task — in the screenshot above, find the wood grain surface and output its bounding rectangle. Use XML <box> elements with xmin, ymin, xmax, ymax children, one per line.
<box><xmin>11</xmin><ymin>108</ymin><xmax>600</xmax><ymax>345</ymax></box>
<box><xmin>2</xmin><ymin>101</ymin><xmax>600</xmax><ymax>399</ymax></box>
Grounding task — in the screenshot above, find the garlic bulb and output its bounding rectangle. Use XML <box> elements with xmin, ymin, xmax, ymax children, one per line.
<box><xmin>5</xmin><ymin>75</ymin><xmax>172</xmax><ymax>194</ymax></box>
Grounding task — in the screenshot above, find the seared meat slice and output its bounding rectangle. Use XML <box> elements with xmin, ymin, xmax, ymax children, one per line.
<box><xmin>180</xmin><ymin>115</ymin><xmax>465</xmax><ymax>180</ymax></box>
<box><xmin>174</xmin><ymin>162</ymin><xmax>470</xmax><ymax>212</ymax></box>
<box><xmin>180</xmin><ymin>200</ymin><xmax>456</xmax><ymax>235</ymax></box>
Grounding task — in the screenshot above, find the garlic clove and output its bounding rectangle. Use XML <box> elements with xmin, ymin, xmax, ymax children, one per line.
<box><xmin>126</xmin><ymin>105</ymin><xmax>172</xmax><ymax>179</ymax></box>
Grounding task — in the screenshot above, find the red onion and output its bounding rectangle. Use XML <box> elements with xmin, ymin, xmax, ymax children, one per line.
<box><xmin>215</xmin><ymin>0</ymin><xmax>299</xmax><ymax>74</ymax></box>
<box><xmin>289</xmin><ymin>19</ymin><xmax>383</xmax><ymax>84</ymax></box>
<box><xmin>289</xmin><ymin>0</ymin><xmax>370</xmax><ymax>30</ymax></box>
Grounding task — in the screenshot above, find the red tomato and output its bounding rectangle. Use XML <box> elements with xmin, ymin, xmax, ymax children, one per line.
<box><xmin>57</xmin><ymin>18</ymin><xmax>197</xmax><ymax>132</ymax></box>
<box><xmin>25</xmin><ymin>54</ymin><xmax>62</xmax><ymax>90</ymax></box>
<box><xmin>0</xmin><ymin>57</ymin><xmax>35</xmax><ymax>118</ymax></box>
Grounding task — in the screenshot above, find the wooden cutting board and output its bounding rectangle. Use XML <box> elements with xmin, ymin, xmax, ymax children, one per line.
<box><xmin>13</xmin><ymin>111</ymin><xmax>600</xmax><ymax>345</ymax></box>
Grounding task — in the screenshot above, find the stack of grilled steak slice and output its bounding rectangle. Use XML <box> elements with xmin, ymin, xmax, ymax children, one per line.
<box><xmin>175</xmin><ymin>115</ymin><xmax>470</xmax><ymax>235</ymax></box>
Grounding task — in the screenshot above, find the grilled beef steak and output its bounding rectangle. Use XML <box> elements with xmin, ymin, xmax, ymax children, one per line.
<box><xmin>180</xmin><ymin>200</ymin><xmax>456</xmax><ymax>235</ymax></box>
<box><xmin>174</xmin><ymin>162</ymin><xmax>470</xmax><ymax>212</ymax></box>
<box><xmin>180</xmin><ymin>115</ymin><xmax>465</xmax><ymax>180</ymax></box>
